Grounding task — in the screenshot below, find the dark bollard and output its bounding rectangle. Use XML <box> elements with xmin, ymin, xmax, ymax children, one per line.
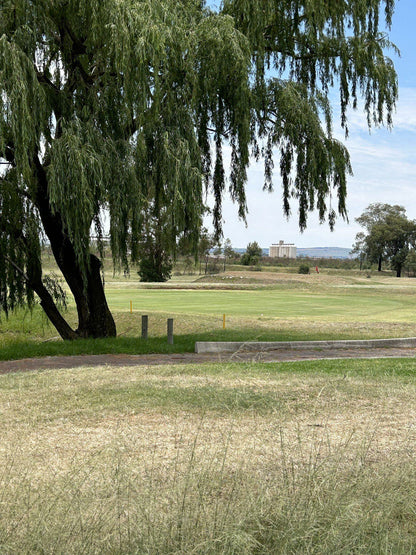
<box><xmin>167</xmin><ymin>318</ymin><xmax>174</xmax><ymax>345</ymax></box>
<box><xmin>142</xmin><ymin>315</ymin><xmax>148</xmax><ymax>339</ymax></box>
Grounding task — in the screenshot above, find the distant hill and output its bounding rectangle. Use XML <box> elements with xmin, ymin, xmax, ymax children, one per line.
<box><xmin>297</xmin><ymin>247</ymin><xmax>353</xmax><ymax>259</ymax></box>
<box><xmin>233</xmin><ymin>247</ymin><xmax>353</xmax><ymax>259</ymax></box>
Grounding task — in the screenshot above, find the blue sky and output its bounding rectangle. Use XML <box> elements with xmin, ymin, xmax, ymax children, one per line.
<box><xmin>206</xmin><ymin>0</ymin><xmax>416</xmax><ymax>249</ymax></box>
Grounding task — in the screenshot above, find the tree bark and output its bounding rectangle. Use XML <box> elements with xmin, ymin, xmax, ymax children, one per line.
<box><xmin>6</xmin><ymin>255</ymin><xmax>79</xmax><ymax>340</ymax></box>
<box><xmin>32</xmin><ymin>156</ymin><xmax>116</xmax><ymax>339</ymax></box>
<box><xmin>35</xmin><ymin>281</ymin><xmax>79</xmax><ymax>340</ymax></box>
<box><xmin>75</xmin><ymin>253</ymin><xmax>116</xmax><ymax>338</ymax></box>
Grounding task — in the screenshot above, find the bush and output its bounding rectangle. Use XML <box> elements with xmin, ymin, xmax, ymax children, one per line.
<box><xmin>138</xmin><ymin>250</ymin><xmax>172</xmax><ymax>282</ymax></box>
<box><xmin>241</xmin><ymin>242</ymin><xmax>262</xmax><ymax>266</ymax></box>
<box><xmin>206</xmin><ymin>262</ymin><xmax>220</xmax><ymax>274</ymax></box>
<box><xmin>298</xmin><ymin>264</ymin><xmax>310</xmax><ymax>274</ymax></box>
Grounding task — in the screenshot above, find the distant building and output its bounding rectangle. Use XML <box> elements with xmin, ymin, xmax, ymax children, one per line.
<box><xmin>269</xmin><ymin>240</ymin><xmax>297</xmax><ymax>259</ymax></box>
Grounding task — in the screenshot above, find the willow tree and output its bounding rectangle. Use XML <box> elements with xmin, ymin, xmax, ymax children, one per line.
<box><xmin>0</xmin><ymin>0</ymin><xmax>398</xmax><ymax>339</ymax></box>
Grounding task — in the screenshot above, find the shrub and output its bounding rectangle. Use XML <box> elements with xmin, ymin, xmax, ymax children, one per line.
<box><xmin>206</xmin><ymin>262</ymin><xmax>220</xmax><ymax>274</ymax></box>
<box><xmin>298</xmin><ymin>264</ymin><xmax>310</xmax><ymax>274</ymax></box>
<box><xmin>241</xmin><ymin>242</ymin><xmax>263</xmax><ymax>265</ymax></box>
<box><xmin>138</xmin><ymin>251</ymin><xmax>172</xmax><ymax>282</ymax></box>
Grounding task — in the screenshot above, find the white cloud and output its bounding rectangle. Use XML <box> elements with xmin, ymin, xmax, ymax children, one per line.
<box><xmin>342</xmin><ymin>87</ymin><xmax>416</xmax><ymax>133</ymax></box>
<box><xmin>206</xmin><ymin>86</ymin><xmax>416</xmax><ymax>249</ymax></box>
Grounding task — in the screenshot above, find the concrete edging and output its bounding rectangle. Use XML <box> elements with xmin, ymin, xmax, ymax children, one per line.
<box><xmin>195</xmin><ymin>337</ymin><xmax>416</xmax><ymax>354</ymax></box>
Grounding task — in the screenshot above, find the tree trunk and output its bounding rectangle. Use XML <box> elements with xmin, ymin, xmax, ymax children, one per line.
<box><xmin>33</xmin><ymin>156</ymin><xmax>116</xmax><ymax>340</ymax></box>
<box><xmin>68</xmin><ymin>253</ymin><xmax>116</xmax><ymax>338</ymax></box>
<box><xmin>396</xmin><ymin>266</ymin><xmax>402</xmax><ymax>278</ymax></box>
<box><xmin>34</xmin><ymin>281</ymin><xmax>79</xmax><ymax>340</ymax></box>
<box><xmin>6</xmin><ymin>254</ymin><xmax>79</xmax><ymax>341</ymax></box>
<box><xmin>378</xmin><ymin>256</ymin><xmax>382</xmax><ymax>272</ymax></box>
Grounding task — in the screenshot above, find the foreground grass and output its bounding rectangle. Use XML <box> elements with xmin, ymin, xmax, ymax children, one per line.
<box><xmin>1</xmin><ymin>358</ymin><xmax>416</xmax><ymax>553</ymax></box>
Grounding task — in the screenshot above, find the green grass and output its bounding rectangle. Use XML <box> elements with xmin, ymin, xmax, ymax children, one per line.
<box><xmin>106</xmin><ymin>286</ymin><xmax>416</xmax><ymax>322</ymax></box>
<box><xmin>1</xmin><ymin>314</ymin><xmax>416</xmax><ymax>361</ymax></box>
<box><xmin>1</xmin><ymin>358</ymin><xmax>416</xmax><ymax>553</ymax></box>
<box><xmin>2</xmin><ymin>270</ymin><xmax>416</xmax><ymax>360</ymax></box>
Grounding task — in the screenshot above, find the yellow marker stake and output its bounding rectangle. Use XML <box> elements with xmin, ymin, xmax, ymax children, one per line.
<box><xmin>130</xmin><ymin>300</ymin><xmax>132</xmax><ymax>314</ymax></box>
<box><xmin>223</xmin><ymin>314</ymin><xmax>226</xmax><ymax>329</ymax></box>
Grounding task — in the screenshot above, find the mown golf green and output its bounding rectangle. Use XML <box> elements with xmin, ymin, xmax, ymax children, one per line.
<box><xmin>106</xmin><ymin>286</ymin><xmax>416</xmax><ymax>322</ymax></box>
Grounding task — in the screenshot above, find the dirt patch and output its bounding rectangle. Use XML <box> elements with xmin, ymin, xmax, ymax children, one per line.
<box><xmin>0</xmin><ymin>346</ymin><xmax>415</xmax><ymax>374</ymax></box>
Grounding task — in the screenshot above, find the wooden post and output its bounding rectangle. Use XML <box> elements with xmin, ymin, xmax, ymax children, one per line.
<box><xmin>223</xmin><ymin>314</ymin><xmax>226</xmax><ymax>329</ymax></box>
<box><xmin>167</xmin><ymin>318</ymin><xmax>174</xmax><ymax>345</ymax></box>
<box><xmin>141</xmin><ymin>315</ymin><xmax>148</xmax><ymax>340</ymax></box>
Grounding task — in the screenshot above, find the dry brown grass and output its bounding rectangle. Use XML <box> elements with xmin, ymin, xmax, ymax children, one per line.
<box><xmin>191</xmin><ymin>269</ymin><xmax>416</xmax><ymax>288</ymax></box>
<box><xmin>2</xmin><ymin>364</ymin><xmax>415</xmax><ymax>479</ymax></box>
<box><xmin>1</xmin><ymin>361</ymin><xmax>416</xmax><ymax>552</ymax></box>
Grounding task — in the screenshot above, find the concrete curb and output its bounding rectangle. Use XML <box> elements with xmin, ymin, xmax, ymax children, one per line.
<box><xmin>195</xmin><ymin>337</ymin><xmax>416</xmax><ymax>354</ymax></box>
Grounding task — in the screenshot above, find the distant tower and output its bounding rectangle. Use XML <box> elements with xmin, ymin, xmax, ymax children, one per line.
<box><xmin>269</xmin><ymin>240</ymin><xmax>297</xmax><ymax>258</ymax></box>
